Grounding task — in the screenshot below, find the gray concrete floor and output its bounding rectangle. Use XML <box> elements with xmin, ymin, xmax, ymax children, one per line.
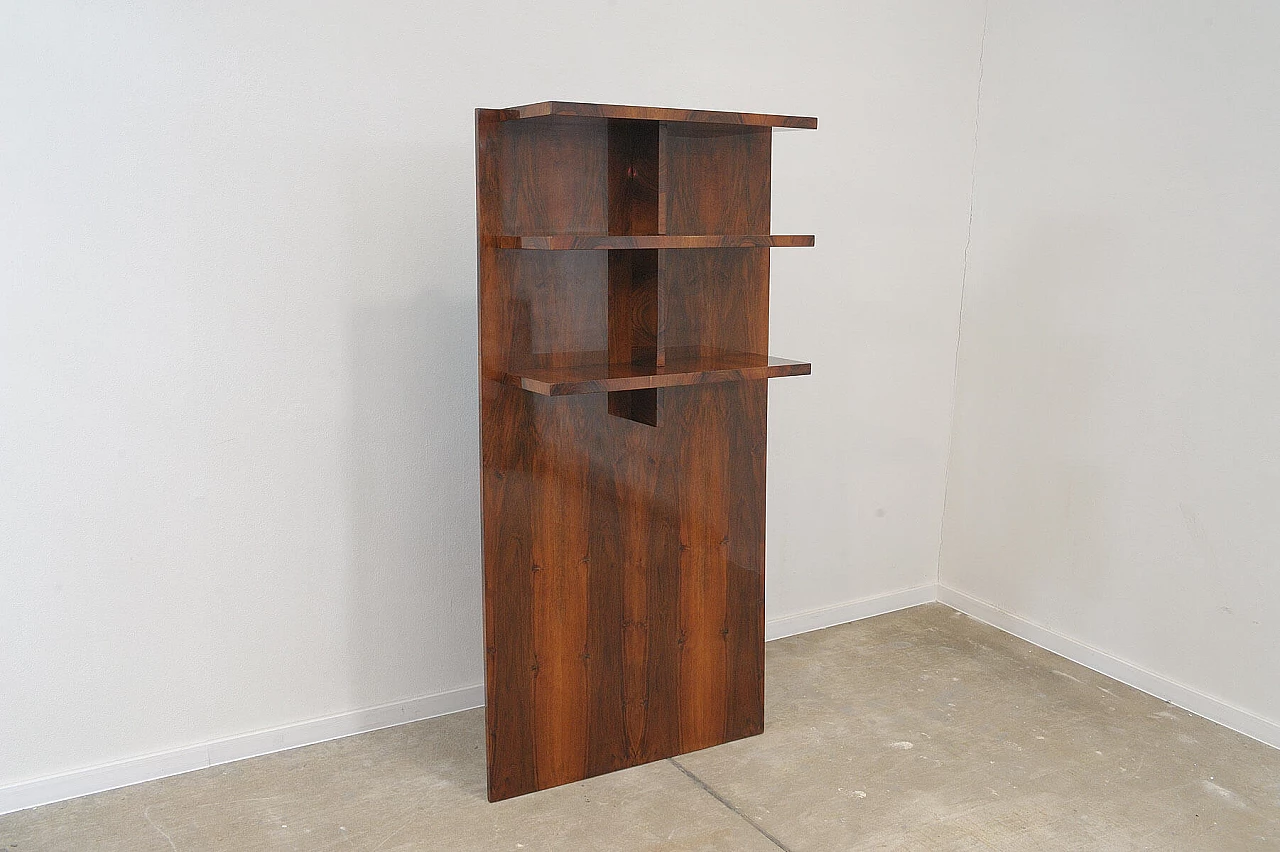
<box><xmin>4</xmin><ymin>604</ymin><xmax>1279</xmax><ymax>851</ymax></box>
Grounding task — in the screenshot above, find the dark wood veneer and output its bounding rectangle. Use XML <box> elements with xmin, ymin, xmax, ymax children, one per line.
<box><xmin>477</xmin><ymin>101</ymin><xmax>813</xmax><ymax>801</ymax></box>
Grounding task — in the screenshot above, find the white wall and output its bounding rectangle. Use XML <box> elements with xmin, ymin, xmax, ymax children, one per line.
<box><xmin>1</xmin><ymin>1</ymin><xmax>984</xmax><ymax>799</ymax></box>
<box><xmin>942</xmin><ymin>2</ymin><xmax>1280</xmax><ymax>738</ymax></box>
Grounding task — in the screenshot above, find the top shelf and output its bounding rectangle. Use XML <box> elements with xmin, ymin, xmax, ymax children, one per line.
<box><xmin>489</xmin><ymin>101</ymin><xmax>818</xmax><ymax>130</ymax></box>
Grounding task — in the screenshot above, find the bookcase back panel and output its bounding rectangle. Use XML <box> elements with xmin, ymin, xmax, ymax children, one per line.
<box><xmin>661</xmin><ymin>124</ymin><xmax>771</xmax><ymax>235</ymax></box>
<box><xmin>504</xmin><ymin>251</ymin><xmax>608</xmax><ymax>367</ymax></box>
<box><xmin>662</xmin><ymin>248</ymin><xmax>770</xmax><ymax>357</ymax></box>
<box><xmin>498</xmin><ymin>116</ymin><xmax>607</xmax><ymax>236</ymax></box>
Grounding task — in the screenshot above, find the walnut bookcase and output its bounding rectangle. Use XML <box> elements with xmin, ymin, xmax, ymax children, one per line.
<box><xmin>476</xmin><ymin>101</ymin><xmax>816</xmax><ymax>801</ymax></box>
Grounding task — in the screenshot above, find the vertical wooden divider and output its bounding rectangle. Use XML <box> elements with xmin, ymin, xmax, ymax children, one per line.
<box><xmin>607</xmin><ymin>250</ymin><xmax>664</xmax><ymax>425</ymax></box>
<box><xmin>608</xmin><ymin>120</ymin><xmax>665</xmax><ymax>426</ymax></box>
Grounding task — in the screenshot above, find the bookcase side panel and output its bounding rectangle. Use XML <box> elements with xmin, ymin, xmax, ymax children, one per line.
<box><xmin>480</xmin><ymin>115</ymin><xmax>613</xmax><ymax>800</ymax></box>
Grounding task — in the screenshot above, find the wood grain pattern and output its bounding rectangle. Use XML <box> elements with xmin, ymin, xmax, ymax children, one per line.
<box><xmin>608</xmin><ymin>120</ymin><xmax>660</xmax><ymax>236</ymax></box>
<box><xmin>499</xmin><ymin>101</ymin><xmax>818</xmax><ymax>129</ymax></box>
<box><xmin>478</xmin><ymin>110</ymin><xmax>538</xmax><ymax>798</ymax></box>
<box><xmin>478</xmin><ymin>103</ymin><xmax>810</xmax><ymax>801</ymax></box>
<box><xmin>530</xmin><ymin>400</ymin><xmax>590</xmax><ymax>788</ymax></box>
<box><xmin>606</xmin><ymin>249</ymin><xmax>664</xmax><ymax>425</ymax></box>
<box><xmin>677</xmin><ymin>391</ymin><xmax>729</xmax><ymax>751</ymax></box>
<box><xmin>662</xmin><ymin>124</ymin><xmax>772</xmax><ymax>235</ymax></box>
<box><xmin>493</xmin><ymin>234</ymin><xmax>814</xmax><ymax>250</ymax></box>
<box><xmin>606</xmin><ymin>123</ymin><xmax>664</xmax><ymax>425</ymax></box>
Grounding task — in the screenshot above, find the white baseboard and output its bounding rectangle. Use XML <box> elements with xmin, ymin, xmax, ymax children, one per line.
<box><xmin>1</xmin><ymin>587</ymin><xmax>939</xmax><ymax>816</ymax></box>
<box><xmin>937</xmin><ymin>584</ymin><xmax>1280</xmax><ymax>751</ymax></box>
<box><xmin>17</xmin><ymin>582</ymin><xmax>1271</xmax><ymax>818</ymax></box>
<box><xmin>0</xmin><ymin>683</ymin><xmax>484</xmax><ymax>817</ymax></box>
<box><xmin>765</xmin><ymin>584</ymin><xmax>937</xmax><ymax>641</ymax></box>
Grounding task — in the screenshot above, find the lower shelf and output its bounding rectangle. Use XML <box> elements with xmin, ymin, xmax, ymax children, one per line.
<box><xmin>495</xmin><ymin>234</ymin><xmax>815</xmax><ymax>250</ymax></box>
<box><xmin>504</xmin><ymin>352</ymin><xmax>811</xmax><ymax>396</ymax></box>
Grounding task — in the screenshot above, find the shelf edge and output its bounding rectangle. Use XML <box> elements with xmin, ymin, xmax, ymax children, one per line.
<box><xmin>494</xmin><ymin>101</ymin><xmax>818</xmax><ymax>130</ymax></box>
<box><xmin>506</xmin><ymin>357</ymin><xmax>812</xmax><ymax>397</ymax></box>
<box><xmin>492</xmin><ymin>235</ymin><xmax>815</xmax><ymax>250</ymax></box>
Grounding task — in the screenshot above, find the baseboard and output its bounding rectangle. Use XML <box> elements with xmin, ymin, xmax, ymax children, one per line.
<box><xmin>765</xmin><ymin>584</ymin><xmax>937</xmax><ymax>641</ymax></box>
<box><xmin>2</xmin><ymin>588</ymin><xmax>942</xmax><ymax>816</ymax></box>
<box><xmin>0</xmin><ymin>683</ymin><xmax>484</xmax><ymax>817</ymax></box>
<box><xmin>12</xmin><ymin>585</ymin><xmax>1274</xmax><ymax>816</ymax></box>
<box><xmin>937</xmin><ymin>584</ymin><xmax>1280</xmax><ymax>751</ymax></box>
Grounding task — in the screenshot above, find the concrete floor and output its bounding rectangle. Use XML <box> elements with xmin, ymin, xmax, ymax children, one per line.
<box><xmin>4</xmin><ymin>604</ymin><xmax>1279</xmax><ymax>851</ymax></box>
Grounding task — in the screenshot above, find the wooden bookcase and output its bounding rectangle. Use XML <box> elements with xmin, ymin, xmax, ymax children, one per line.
<box><xmin>476</xmin><ymin>101</ymin><xmax>816</xmax><ymax>801</ymax></box>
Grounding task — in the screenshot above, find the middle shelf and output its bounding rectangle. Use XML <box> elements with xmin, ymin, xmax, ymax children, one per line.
<box><xmin>495</xmin><ymin>234</ymin><xmax>815</xmax><ymax>250</ymax></box>
<box><xmin>504</xmin><ymin>351</ymin><xmax>811</xmax><ymax>396</ymax></box>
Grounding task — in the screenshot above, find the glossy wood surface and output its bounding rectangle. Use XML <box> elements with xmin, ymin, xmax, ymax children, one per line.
<box><xmin>496</xmin><ymin>101</ymin><xmax>818</xmax><ymax>129</ymax></box>
<box><xmin>477</xmin><ymin>103</ymin><xmax>810</xmax><ymax>801</ymax></box>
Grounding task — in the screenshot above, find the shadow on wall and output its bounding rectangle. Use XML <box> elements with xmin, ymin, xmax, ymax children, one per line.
<box><xmin>341</xmin><ymin>141</ymin><xmax>483</xmax><ymax>711</ymax></box>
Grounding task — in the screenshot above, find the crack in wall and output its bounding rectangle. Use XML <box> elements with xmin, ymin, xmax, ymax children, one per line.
<box><xmin>936</xmin><ymin>0</ymin><xmax>991</xmax><ymax>586</ymax></box>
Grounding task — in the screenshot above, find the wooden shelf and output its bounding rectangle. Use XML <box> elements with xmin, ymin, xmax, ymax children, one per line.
<box><xmin>505</xmin><ymin>353</ymin><xmax>811</xmax><ymax>396</ymax></box>
<box><xmin>490</xmin><ymin>101</ymin><xmax>818</xmax><ymax>130</ymax></box>
<box><xmin>495</xmin><ymin>234</ymin><xmax>815</xmax><ymax>250</ymax></box>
